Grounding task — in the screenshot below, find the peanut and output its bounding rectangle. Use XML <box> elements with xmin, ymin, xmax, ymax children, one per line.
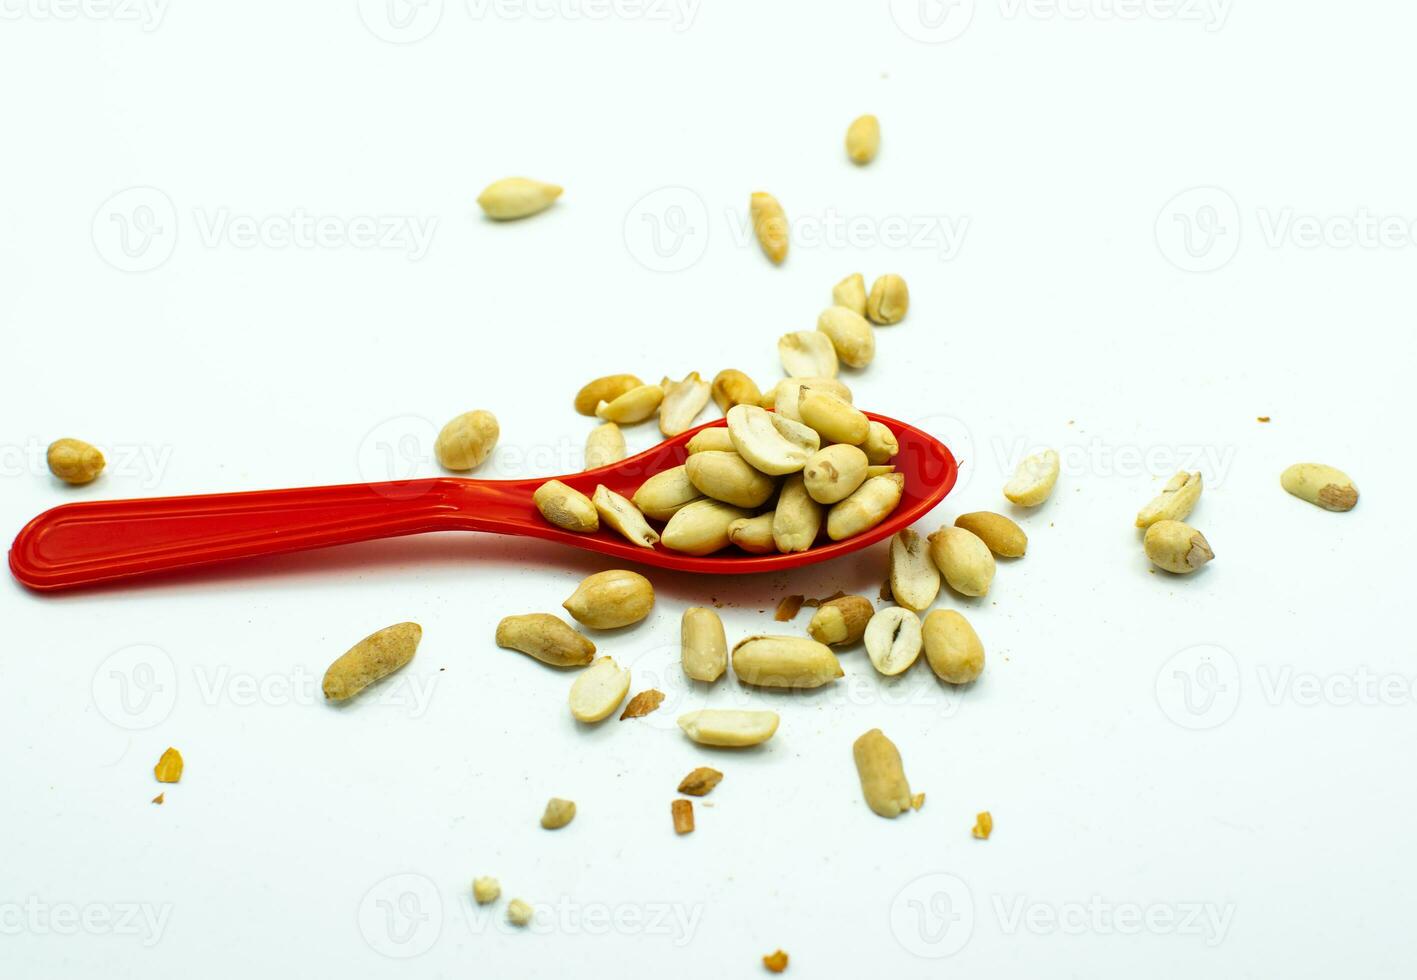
<box><xmin>661</xmin><ymin>499</ymin><xmax>752</xmax><ymax>555</ymax></box>
<box><xmin>507</xmin><ymin>899</ymin><xmax>533</xmax><ymax>926</ymax></box>
<box><xmin>46</xmin><ymin>438</ymin><xmax>104</xmax><ymax>484</ymax></box>
<box><xmin>954</xmin><ymin>512</ymin><xmax>1027</xmax><ymax>557</ymax></box>
<box><xmin>927</xmin><ymin>526</ymin><xmax>995</xmax><ymax>597</ymax></box>
<box><xmin>816</xmin><ymin>306</ymin><xmax>876</xmax><ymax>369</ymax></box>
<box><xmin>472</xmin><ymin>877</ymin><xmax>500</xmax><ymax>904</ymax></box>
<box><xmin>677</xmin><ymin>708</ymin><xmax>779</xmax><ymax>747</ymax></box>
<box><xmin>592</xmin><ymin>485</ymin><xmax>660</xmax><ymax>549</ymax></box>
<box><xmin>853</xmin><ymin>729</ymin><xmax>914</xmax><ymax>818</ymax></box>
<box><xmin>750</xmin><ymin>191</ymin><xmax>788</xmax><ymax>264</ymax></box>
<box><xmin>540</xmin><ymin>797</ymin><xmax>577</xmax><ymax>829</ymax></box>
<box><xmin>889</xmin><ymin>529</ymin><xmax>940</xmax><ymax>611</ymax></box>
<box><xmin>685</xmin><ymin>451</ymin><xmax>778</xmax><ymax>508</ymax></box>
<box><xmin>681</xmin><ymin>606</ymin><xmax>728</xmax><ymax>682</ymax></box>
<box><xmin>495</xmin><ymin>614</ymin><xmax>595</xmax><ymax>667</ymax></box>
<box><xmin>322</xmin><ymin>622</ymin><xmax>422</xmax><ymax>700</ymax></box>
<box><xmin>728</xmin><ymin>512</ymin><xmax>777</xmax><ymax>554</ymax></box>
<box><xmin>922</xmin><ymin>609</ymin><xmax>984</xmax><ymax>684</ymax></box>
<box><xmin>710</xmin><ymin>369</ymin><xmax>761</xmax><ymax>413</ymax></box>
<box><xmin>562</xmin><ymin>570</ymin><xmax>654</xmax><ymax>629</ymax></box>
<box><xmin>659</xmin><ymin>371</ymin><xmax>711</xmax><ymax>436</ymax></box>
<box><xmin>584</xmin><ymin>422</ymin><xmax>626</xmax><ymax>470</ymax></box>
<box><xmin>765</xmin><ymin>377</ymin><xmax>853</xmax><ymax>422</ymax></box>
<box><xmin>595</xmin><ymin>384</ymin><xmax>664</xmax><ymax>424</ymax></box>
<box><xmin>1143</xmin><ymin>520</ymin><xmax>1214</xmax><ymax>574</ymax></box>
<box><xmin>632</xmin><ymin>465</ymin><xmax>704</xmax><ymax>521</ymax></box>
<box><xmin>1281</xmin><ymin>463</ymin><xmax>1358</xmax><ymax>512</ymax></box>
<box><xmin>533</xmin><ymin>480</ymin><xmax>599</xmax><ymax>533</ymax></box>
<box><xmin>772</xmin><ymin>474</ymin><xmax>824</xmax><ymax>553</ymax></box>
<box><xmin>568</xmin><ymin>656</ymin><xmax>631</xmax><ymax>722</ymax></box>
<box><xmin>845</xmin><ymin>114</ymin><xmax>881</xmax><ymax>164</ymax></box>
<box><xmin>798</xmin><ymin>387</ymin><xmax>869</xmax><ymax>445</ymax></box>
<box><xmin>1136</xmin><ymin>472</ymin><xmax>1203</xmax><ymax>527</ymax></box>
<box><xmin>726</xmin><ymin>405</ymin><xmax>820</xmax><ymax>475</ymax></box>
<box><xmin>732</xmin><ymin>635</ymin><xmax>843</xmax><ymax>689</ymax></box>
<box><xmin>575</xmin><ymin>374</ymin><xmax>642</xmax><ymax>416</ymax></box>
<box><xmin>862</xmin><ymin>421</ymin><xmax>899</xmax><ymax>465</ymax></box>
<box><xmin>1004</xmin><ymin>449</ymin><xmax>1060</xmax><ymax>506</ymax></box>
<box><xmin>778</xmin><ymin>330</ymin><xmax>839</xmax><ymax>378</ymax></box>
<box><xmin>864</xmin><ymin>607</ymin><xmax>923</xmax><ymax>676</ymax></box>
<box><xmin>686</xmin><ymin>427</ymin><xmax>737</xmax><ymax>454</ymax></box>
<box><xmin>435</xmin><ymin>410</ymin><xmax>499</xmax><ymax>471</ymax></box>
<box><xmin>803</xmin><ymin>444</ymin><xmax>869</xmax><ymax>504</ymax></box>
<box><xmin>807</xmin><ymin>595</ymin><xmax>873</xmax><ymax>646</ymax></box>
<box><xmin>865</xmin><ymin>274</ymin><xmax>909</xmax><ymax>325</ymax></box>
<box><xmin>826</xmin><ymin>473</ymin><xmax>904</xmax><ymax>540</ymax></box>
<box><xmin>832</xmin><ymin>272</ymin><xmax>867</xmax><ymax>316</ymax></box>
<box><xmin>476</xmin><ymin>177</ymin><xmax>562</xmax><ymax>220</ymax></box>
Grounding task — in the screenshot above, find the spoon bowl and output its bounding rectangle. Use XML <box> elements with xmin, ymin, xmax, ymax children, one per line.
<box><xmin>10</xmin><ymin>412</ymin><xmax>957</xmax><ymax>591</ymax></box>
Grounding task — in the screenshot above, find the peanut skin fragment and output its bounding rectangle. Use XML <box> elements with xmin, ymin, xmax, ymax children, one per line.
<box><xmin>677</xmin><ymin>767</ymin><xmax>724</xmax><ymax>797</ymax></box>
<box><xmin>619</xmin><ymin>689</ymin><xmax>665</xmax><ymax>720</ymax></box>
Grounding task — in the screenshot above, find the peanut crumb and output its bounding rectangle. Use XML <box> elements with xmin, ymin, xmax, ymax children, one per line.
<box><xmin>774</xmin><ymin>595</ymin><xmax>804</xmax><ymax>621</ymax></box>
<box><xmin>1257</xmin><ymin>416</ymin><xmax>1271</xmax><ymax>423</ymax></box>
<box><xmin>672</xmin><ymin>799</ymin><xmax>695</xmax><ymax>835</ymax></box>
<box><xmin>154</xmin><ymin>747</ymin><xmax>183</xmax><ymax>783</ymax></box>
<box><xmin>620</xmin><ymin>689</ymin><xmax>665</xmax><ymax>719</ymax></box>
<box><xmin>763</xmin><ymin>949</ymin><xmax>789</xmax><ymax>972</ymax></box>
<box><xmin>151</xmin><ymin>793</ymin><xmax>164</xmax><ymax>805</ymax></box>
<box><xmin>911</xmin><ymin>793</ymin><xmax>925</xmax><ymax>811</ymax></box>
<box><xmin>540</xmin><ymin>797</ymin><xmax>576</xmax><ymax>829</ymax></box>
<box><xmin>972</xmin><ymin>811</ymin><xmax>993</xmax><ymax>839</ymax></box>
<box><xmin>677</xmin><ymin>767</ymin><xmax>724</xmax><ymax>797</ymax></box>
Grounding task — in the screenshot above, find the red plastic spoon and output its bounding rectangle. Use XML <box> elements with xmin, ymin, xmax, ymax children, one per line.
<box><xmin>9</xmin><ymin>413</ymin><xmax>957</xmax><ymax>592</ymax></box>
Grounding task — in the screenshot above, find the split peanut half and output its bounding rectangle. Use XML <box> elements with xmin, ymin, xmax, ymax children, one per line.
<box><xmin>584</xmin><ymin>422</ymin><xmax>626</xmax><ymax>470</ymax></box>
<box><xmin>1004</xmin><ymin>449</ymin><xmax>1060</xmax><ymax>507</ymax></box>
<box><xmin>750</xmin><ymin>192</ymin><xmax>788</xmax><ymax>264</ymax></box>
<box><xmin>1281</xmin><ymin>463</ymin><xmax>1358</xmax><ymax>512</ymax></box>
<box><xmin>826</xmin><ymin>473</ymin><xmax>904</xmax><ymax>541</ymax></box>
<box><xmin>595</xmin><ymin>384</ymin><xmax>664</xmax><ymax>424</ymax></box>
<box><xmin>476</xmin><ymin>177</ymin><xmax>562</xmax><ymax>220</ymax></box>
<box><xmin>678</xmin><ymin>709</ymin><xmax>779</xmax><ymax>747</ymax></box>
<box><xmin>864</xmin><ymin>607</ymin><xmax>923</xmax><ymax>676</ymax></box>
<box><xmin>533</xmin><ymin>480</ymin><xmax>599</xmax><ymax>533</ymax></box>
<box><xmin>726</xmin><ymin>405</ymin><xmax>820</xmax><ymax>476</ymax></box>
<box><xmin>889</xmin><ymin>529</ymin><xmax>940</xmax><ymax>611</ymax></box>
<box><xmin>568</xmin><ymin>657</ymin><xmax>631</xmax><ymax>722</ymax></box>
<box><xmin>660</xmin><ymin>499</ymin><xmax>753</xmax><ymax>555</ymax></box>
<box><xmin>592</xmin><ymin>485</ymin><xmax>660</xmax><ymax>549</ymax></box>
<box><xmin>772</xmin><ymin>474</ymin><xmax>824</xmax><ymax>553</ymax></box>
<box><xmin>732</xmin><ymin>635</ymin><xmax>843</xmax><ymax>689</ymax></box>
<box><xmin>681</xmin><ymin>606</ymin><xmax>727</xmax><ymax>682</ymax></box>
<box><xmin>1136</xmin><ymin>472</ymin><xmax>1203</xmax><ymax>528</ymax></box>
<box><xmin>778</xmin><ymin>331</ymin><xmax>839</xmax><ymax>378</ymax></box>
<box><xmin>816</xmin><ymin>306</ymin><xmax>876</xmax><ymax>369</ymax></box>
<box><xmin>659</xmin><ymin>372</ymin><xmax>711</xmax><ymax>436</ymax></box>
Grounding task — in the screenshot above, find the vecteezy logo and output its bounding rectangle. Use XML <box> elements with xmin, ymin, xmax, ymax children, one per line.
<box><xmin>909</xmin><ymin>412</ymin><xmax>976</xmax><ymax>494</ymax></box>
<box><xmin>890</xmin><ymin>872</ymin><xmax>974</xmax><ymax>958</ymax></box>
<box><xmin>889</xmin><ymin>0</ymin><xmax>975</xmax><ymax>43</ymax></box>
<box><xmin>355</xmin><ymin>414</ymin><xmax>441</xmax><ymax>499</ymax></box>
<box><xmin>623</xmin><ymin>186</ymin><xmax>710</xmax><ymax>272</ymax></box>
<box><xmin>357</xmin><ymin>873</ymin><xmax>442</xmax><ymax>958</ymax></box>
<box><xmin>357</xmin><ymin>0</ymin><xmax>443</xmax><ymax>43</ymax></box>
<box><xmin>1155</xmin><ymin>186</ymin><xmax>1241</xmax><ymax>272</ymax></box>
<box><xmin>92</xmin><ymin>644</ymin><xmax>178</xmax><ymax>730</ymax></box>
<box><xmin>1156</xmin><ymin>643</ymin><xmax>1241</xmax><ymax>730</ymax></box>
<box><xmin>92</xmin><ymin>187</ymin><xmax>178</xmax><ymax>273</ymax></box>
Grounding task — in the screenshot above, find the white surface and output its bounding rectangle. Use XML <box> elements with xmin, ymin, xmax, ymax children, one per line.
<box><xmin>2</xmin><ymin>2</ymin><xmax>1415</xmax><ymax>977</ymax></box>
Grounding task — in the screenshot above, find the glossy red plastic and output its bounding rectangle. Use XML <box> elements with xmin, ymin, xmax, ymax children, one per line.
<box><xmin>9</xmin><ymin>413</ymin><xmax>957</xmax><ymax>591</ymax></box>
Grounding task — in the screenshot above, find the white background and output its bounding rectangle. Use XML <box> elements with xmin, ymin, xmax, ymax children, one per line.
<box><xmin>2</xmin><ymin>1</ymin><xmax>1415</xmax><ymax>976</ymax></box>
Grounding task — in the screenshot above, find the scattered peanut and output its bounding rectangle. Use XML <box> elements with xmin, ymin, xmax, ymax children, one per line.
<box><xmin>592</xmin><ymin>485</ymin><xmax>660</xmax><ymax>549</ymax></box>
<box><xmin>955</xmin><ymin>512</ymin><xmax>1027</xmax><ymax>557</ymax></box>
<box><xmin>661</xmin><ymin>499</ymin><xmax>753</xmax><ymax>555</ymax></box>
<box><xmin>322</xmin><ymin>622</ymin><xmax>422</xmax><ymax>701</ymax></box>
<box><xmin>778</xmin><ymin>331</ymin><xmax>839</xmax><ymax>378</ymax></box>
<box><xmin>853</xmin><ymin>729</ymin><xmax>914</xmax><ymax>818</ymax></box>
<box><xmin>864</xmin><ymin>607</ymin><xmax>923</xmax><ymax>676</ymax></box>
<box><xmin>154</xmin><ymin>747</ymin><xmax>183</xmax><ymax>783</ymax></box>
<box><xmin>750</xmin><ymin>191</ymin><xmax>788</xmax><ymax>264</ymax></box>
<box><xmin>803</xmin><ymin>444</ymin><xmax>869</xmax><ymax>504</ymax></box>
<box><xmin>807</xmin><ymin>595</ymin><xmax>874</xmax><ymax>646</ymax></box>
<box><xmin>575</xmin><ymin>374</ymin><xmax>642</xmax><ymax>416</ymax></box>
<box><xmin>435</xmin><ymin>410</ymin><xmax>499</xmax><ymax>471</ymax></box>
<box><xmin>922</xmin><ymin>609</ymin><xmax>984</xmax><ymax>684</ymax></box>
<box><xmin>889</xmin><ymin>529</ymin><xmax>941</xmax><ymax>611</ymax></box>
<box><xmin>832</xmin><ymin>272</ymin><xmax>867</xmax><ymax>316</ymax></box>
<box><xmin>1281</xmin><ymin>463</ymin><xmax>1358</xmax><ymax>512</ymax></box>
<box><xmin>533</xmin><ymin>480</ymin><xmax>599</xmax><ymax>533</ymax></box>
<box><xmin>476</xmin><ymin>177</ymin><xmax>562</xmax><ymax>220</ymax></box>
<box><xmin>568</xmin><ymin>657</ymin><xmax>632</xmax><ymax>722</ymax></box>
<box><xmin>1136</xmin><ymin>472</ymin><xmax>1203</xmax><ymax>528</ymax></box>
<box><xmin>798</xmin><ymin>387</ymin><xmax>869</xmax><ymax>445</ymax></box>
<box><xmin>865</xmin><ymin>274</ymin><xmax>908</xmax><ymax>325</ymax></box>
<box><xmin>46</xmin><ymin>438</ymin><xmax>104</xmax><ymax>484</ymax></box>
<box><xmin>826</xmin><ymin>472</ymin><xmax>904</xmax><ymax>540</ymax></box>
<box><xmin>495</xmin><ymin>614</ymin><xmax>595</xmax><ymax>667</ymax></box>
<box><xmin>727</xmin><ymin>405</ymin><xmax>820</xmax><ymax>475</ymax></box>
<box><xmin>772</xmin><ymin>474</ymin><xmax>825</xmax><ymax>553</ymax></box>
<box><xmin>845</xmin><ymin>114</ymin><xmax>880</xmax><ymax>164</ymax></box>
<box><xmin>672</xmin><ymin>798</ymin><xmax>695</xmax><ymax>835</ymax></box>
<box><xmin>710</xmin><ymin>369</ymin><xmax>762</xmax><ymax>413</ymax></box>
<box><xmin>816</xmin><ymin>306</ymin><xmax>876</xmax><ymax>369</ymax></box>
<box><xmin>540</xmin><ymin>797</ymin><xmax>577</xmax><ymax>829</ymax></box>
<box><xmin>1004</xmin><ymin>449</ymin><xmax>1060</xmax><ymax>507</ymax></box>
<box><xmin>678</xmin><ymin>767</ymin><xmax>724</xmax><ymax>796</ymax></box>
<box><xmin>677</xmin><ymin>709</ymin><xmax>780</xmax><ymax>747</ymax></box>
<box><xmin>1143</xmin><ymin>520</ymin><xmax>1214</xmax><ymax>574</ymax></box>
<box><xmin>595</xmin><ymin>383</ymin><xmax>664</xmax><ymax>424</ymax></box>
<box><xmin>584</xmin><ymin>422</ymin><xmax>627</xmax><ymax>470</ymax></box>
<box><xmin>732</xmin><ymin>635</ymin><xmax>843</xmax><ymax>689</ymax></box>
<box><xmin>927</xmin><ymin>526</ymin><xmax>995</xmax><ymax>597</ymax></box>
<box><xmin>685</xmin><ymin>451</ymin><xmax>778</xmax><ymax>508</ymax></box>
<box><xmin>681</xmin><ymin>606</ymin><xmax>728</xmax><ymax>682</ymax></box>
<box><xmin>472</xmin><ymin>876</ymin><xmax>501</xmax><ymax>905</ymax></box>
<box><xmin>562</xmin><ymin>569</ymin><xmax>654</xmax><ymax>629</ymax></box>
<box><xmin>659</xmin><ymin>371</ymin><xmax>711</xmax><ymax>436</ymax></box>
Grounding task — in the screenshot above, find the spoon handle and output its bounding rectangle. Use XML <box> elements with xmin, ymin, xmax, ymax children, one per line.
<box><xmin>9</xmin><ymin>479</ymin><xmax>485</xmax><ymax>591</ymax></box>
